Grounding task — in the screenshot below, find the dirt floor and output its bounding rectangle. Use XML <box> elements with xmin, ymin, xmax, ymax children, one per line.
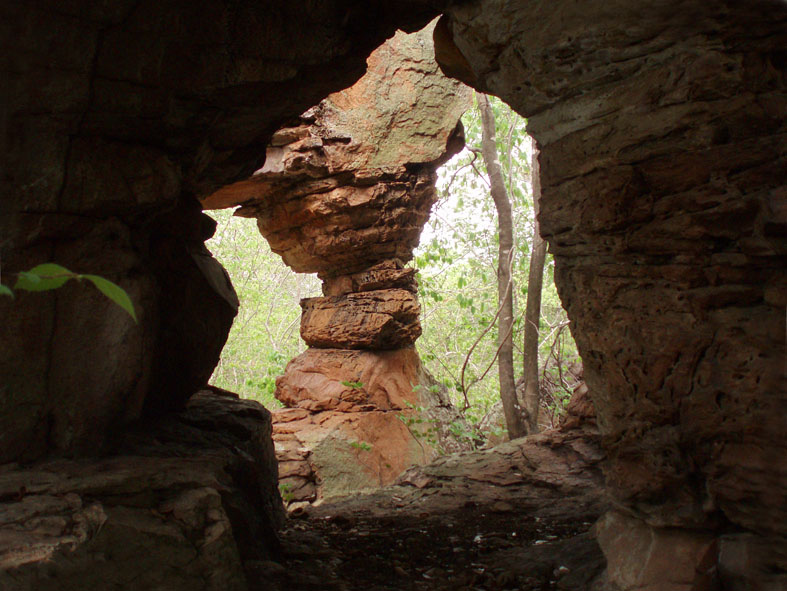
<box><xmin>252</xmin><ymin>426</ymin><xmax>610</xmax><ymax>591</ymax></box>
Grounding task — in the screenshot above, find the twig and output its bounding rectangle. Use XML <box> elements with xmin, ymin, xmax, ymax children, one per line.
<box><xmin>443</xmin><ymin>148</ymin><xmax>481</xmax><ymax>194</ymax></box>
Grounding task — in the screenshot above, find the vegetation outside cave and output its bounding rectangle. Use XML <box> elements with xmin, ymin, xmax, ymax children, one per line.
<box><xmin>205</xmin><ymin>212</ymin><xmax>320</xmax><ymax>408</ymax></box>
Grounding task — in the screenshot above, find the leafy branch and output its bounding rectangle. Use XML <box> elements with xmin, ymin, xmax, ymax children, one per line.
<box><xmin>1</xmin><ymin>263</ymin><xmax>137</xmax><ymax>322</ymax></box>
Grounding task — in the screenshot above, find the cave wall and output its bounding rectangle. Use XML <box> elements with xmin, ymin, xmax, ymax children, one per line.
<box><xmin>438</xmin><ymin>0</ymin><xmax>786</xmax><ymax>586</ymax></box>
<box><xmin>1</xmin><ymin>0</ymin><xmax>442</xmax><ymax>463</ymax></box>
<box><xmin>2</xmin><ymin>3</ymin><xmax>447</xmax><ymax>588</ymax></box>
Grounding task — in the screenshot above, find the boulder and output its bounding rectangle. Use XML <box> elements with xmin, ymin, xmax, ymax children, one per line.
<box><xmin>322</xmin><ymin>260</ymin><xmax>417</xmax><ymax>297</ymax></box>
<box><xmin>0</xmin><ymin>389</ymin><xmax>283</xmax><ymax>590</ymax></box>
<box><xmin>276</xmin><ymin>348</ymin><xmax>432</xmax><ymax>412</ymax></box>
<box><xmin>300</xmin><ymin>289</ymin><xmax>421</xmax><ymax>350</ymax></box>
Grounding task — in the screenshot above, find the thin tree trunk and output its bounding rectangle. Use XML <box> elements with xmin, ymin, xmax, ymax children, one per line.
<box><xmin>478</xmin><ymin>93</ymin><xmax>526</xmax><ymax>440</ymax></box>
<box><xmin>522</xmin><ymin>138</ymin><xmax>548</xmax><ymax>434</ymax></box>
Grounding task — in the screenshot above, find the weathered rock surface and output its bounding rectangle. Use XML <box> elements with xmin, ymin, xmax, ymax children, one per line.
<box><xmin>216</xmin><ymin>24</ymin><xmax>473</xmax><ymax>506</ymax></box>
<box><xmin>560</xmin><ymin>381</ymin><xmax>596</xmax><ymax>431</ymax></box>
<box><xmin>201</xmin><ymin>23</ymin><xmax>470</xmax><ymax>279</ymax></box>
<box><xmin>300</xmin><ymin>289</ymin><xmax>421</xmax><ymax>349</ymax></box>
<box><xmin>322</xmin><ymin>259</ymin><xmax>418</xmax><ymax>297</ymax></box>
<box><xmin>276</xmin><ymin>348</ymin><xmax>427</xmax><ymax>412</ymax></box>
<box><xmin>596</xmin><ymin>511</ymin><xmax>717</xmax><ymax>591</ymax></box>
<box><xmin>0</xmin><ymin>388</ymin><xmax>283</xmax><ymax>591</ymax></box>
<box><xmin>274</xmin><ymin>409</ymin><xmax>425</xmax><ymax>502</ymax></box>
<box><xmin>273</xmin><ymin>348</ymin><xmax>472</xmax><ymax>504</ymax></box>
<box><xmin>438</xmin><ymin>0</ymin><xmax>786</xmax><ymax>586</ymax></box>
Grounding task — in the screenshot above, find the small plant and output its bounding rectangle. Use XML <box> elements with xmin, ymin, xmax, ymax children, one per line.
<box><xmin>279</xmin><ymin>482</ymin><xmax>294</xmax><ymax>503</ymax></box>
<box><xmin>340</xmin><ymin>380</ymin><xmax>364</xmax><ymax>390</ymax></box>
<box><xmin>1</xmin><ymin>263</ymin><xmax>136</xmax><ymax>321</ymax></box>
<box><xmin>397</xmin><ymin>401</ymin><xmax>444</xmax><ymax>456</ymax></box>
<box><xmin>349</xmin><ymin>440</ymin><xmax>372</xmax><ymax>452</ymax></box>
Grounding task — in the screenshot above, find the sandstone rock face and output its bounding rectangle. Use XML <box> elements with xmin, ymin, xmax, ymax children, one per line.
<box><xmin>277</xmin><ymin>348</ymin><xmax>431</xmax><ymax>412</ymax></box>
<box><xmin>300</xmin><ymin>289</ymin><xmax>421</xmax><ymax>349</ymax></box>
<box><xmin>0</xmin><ymin>389</ymin><xmax>283</xmax><ymax>590</ymax></box>
<box><xmin>595</xmin><ymin>511</ymin><xmax>717</xmax><ymax>591</ymax></box>
<box><xmin>201</xmin><ymin>23</ymin><xmax>470</xmax><ymax>278</ymax></box>
<box><xmin>273</xmin><ymin>348</ymin><xmax>470</xmax><ymax>503</ymax></box>
<box><xmin>440</xmin><ymin>0</ymin><xmax>786</xmax><ymax>586</ymax></box>
<box><xmin>559</xmin><ymin>382</ymin><xmax>596</xmax><ymax>431</ymax></box>
<box><xmin>322</xmin><ymin>259</ymin><xmax>418</xmax><ymax>297</ymax></box>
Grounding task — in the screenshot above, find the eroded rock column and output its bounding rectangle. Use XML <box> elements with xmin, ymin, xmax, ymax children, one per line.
<box><xmin>202</xmin><ymin>23</ymin><xmax>471</xmax><ymax>502</ymax></box>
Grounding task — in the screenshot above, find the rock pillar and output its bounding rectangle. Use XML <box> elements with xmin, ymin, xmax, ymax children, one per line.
<box><xmin>202</xmin><ymin>23</ymin><xmax>472</xmax><ymax>502</ymax></box>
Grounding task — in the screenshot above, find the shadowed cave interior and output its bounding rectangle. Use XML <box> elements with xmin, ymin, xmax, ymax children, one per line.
<box><xmin>0</xmin><ymin>1</ymin><xmax>785</xmax><ymax>590</ymax></box>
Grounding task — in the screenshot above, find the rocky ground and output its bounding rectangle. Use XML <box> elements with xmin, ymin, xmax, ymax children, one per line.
<box><xmin>254</xmin><ymin>426</ymin><xmax>610</xmax><ymax>591</ymax></box>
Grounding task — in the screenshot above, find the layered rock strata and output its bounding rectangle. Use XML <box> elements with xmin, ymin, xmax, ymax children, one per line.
<box><xmin>202</xmin><ymin>23</ymin><xmax>472</xmax><ymax>501</ymax></box>
<box><xmin>0</xmin><ymin>389</ymin><xmax>283</xmax><ymax>591</ymax></box>
<box><xmin>273</xmin><ymin>348</ymin><xmax>469</xmax><ymax>504</ymax></box>
<box><xmin>437</xmin><ymin>1</ymin><xmax>787</xmax><ymax>587</ymax></box>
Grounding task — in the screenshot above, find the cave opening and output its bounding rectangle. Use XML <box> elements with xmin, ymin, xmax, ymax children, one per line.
<box><xmin>190</xmin><ymin>20</ymin><xmax>605</xmax><ymax>588</ymax></box>
<box><xmin>1</xmin><ymin>1</ymin><xmax>784</xmax><ymax>589</ymax></box>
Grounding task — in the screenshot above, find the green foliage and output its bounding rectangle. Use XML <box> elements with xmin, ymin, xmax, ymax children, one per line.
<box><xmin>341</xmin><ymin>380</ymin><xmax>364</xmax><ymax>390</ymax></box>
<box><xmin>349</xmin><ymin>440</ymin><xmax>372</xmax><ymax>452</ymax></box>
<box><xmin>15</xmin><ymin>263</ymin><xmax>73</xmax><ymax>291</ymax></box>
<box><xmin>81</xmin><ymin>275</ymin><xmax>137</xmax><ymax>322</ymax></box>
<box><xmin>397</xmin><ymin>400</ymin><xmax>482</xmax><ymax>454</ymax></box>
<box><xmin>279</xmin><ymin>483</ymin><xmax>294</xmax><ymax>503</ymax></box>
<box><xmin>414</xmin><ymin>95</ymin><xmax>581</xmax><ymax>433</ymax></box>
<box><xmin>3</xmin><ymin>263</ymin><xmax>137</xmax><ymax>322</ymax></box>
<box><xmin>205</xmin><ymin>210</ymin><xmax>321</xmax><ymax>408</ymax></box>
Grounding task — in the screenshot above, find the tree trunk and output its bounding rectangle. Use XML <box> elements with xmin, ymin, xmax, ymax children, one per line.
<box><xmin>477</xmin><ymin>94</ymin><xmax>526</xmax><ymax>440</ymax></box>
<box><xmin>522</xmin><ymin>137</ymin><xmax>548</xmax><ymax>434</ymax></box>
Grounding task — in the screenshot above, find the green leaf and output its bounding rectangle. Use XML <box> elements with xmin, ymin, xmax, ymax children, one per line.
<box><xmin>0</xmin><ymin>284</ymin><xmax>13</xmax><ymax>298</ymax></box>
<box><xmin>15</xmin><ymin>263</ymin><xmax>74</xmax><ymax>292</ymax></box>
<box><xmin>82</xmin><ymin>274</ymin><xmax>137</xmax><ymax>322</ymax></box>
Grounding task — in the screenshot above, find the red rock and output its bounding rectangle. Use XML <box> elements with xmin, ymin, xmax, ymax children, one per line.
<box><xmin>202</xmin><ymin>23</ymin><xmax>470</xmax><ymax>278</ymax></box>
<box><xmin>271</xmin><ymin>347</ymin><xmax>474</xmax><ymax>503</ymax></box>
<box><xmin>300</xmin><ymin>289</ymin><xmax>421</xmax><ymax>349</ymax></box>
<box><xmin>443</xmin><ymin>2</ymin><xmax>786</xmax><ymax>582</ymax></box>
<box><xmin>559</xmin><ymin>382</ymin><xmax>596</xmax><ymax>430</ymax></box>
<box><xmin>275</xmin><ymin>348</ymin><xmax>426</xmax><ymax>411</ymax></box>
<box><xmin>596</xmin><ymin>511</ymin><xmax>717</xmax><ymax>591</ymax></box>
<box><xmin>322</xmin><ymin>260</ymin><xmax>417</xmax><ymax>297</ymax></box>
